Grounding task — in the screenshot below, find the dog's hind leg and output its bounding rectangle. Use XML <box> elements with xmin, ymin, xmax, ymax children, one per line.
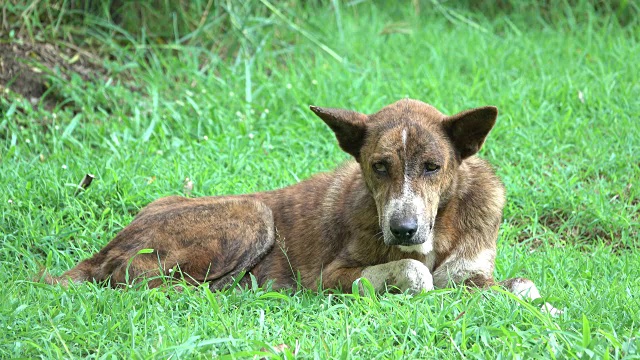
<box><xmin>465</xmin><ymin>276</ymin><xmax>562</xmax><ymax>316</ymax></box>
<box><xmin>44</xmin><ymin>197</ymin><xmax>275</xmax><ymax>289</ymax></box>
<box><xmin>464</xmin><ymin>275</ymin><xmax>563</xmax><ymax>316</ymax></box>
<box><xmin>500</xmin><ymin>277</ymin><xmax>562</xmax><ymax>316</ymax></box>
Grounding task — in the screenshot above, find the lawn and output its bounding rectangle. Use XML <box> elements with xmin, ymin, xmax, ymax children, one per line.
<box><xmin>1</xmin><ymin>1</ymin><xmax>639</xmax><ymax>358</ymax></box>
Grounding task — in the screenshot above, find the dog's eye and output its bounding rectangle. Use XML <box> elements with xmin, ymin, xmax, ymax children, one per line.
<box><xmin>424</xmin><ymin>163</ymin><xmax>440</xmax><ymax>174</ymax></box>
<box><xmin>372</xmin><ymin>162</ymin><xmax>388</xmax><ymax>175</ymax></box>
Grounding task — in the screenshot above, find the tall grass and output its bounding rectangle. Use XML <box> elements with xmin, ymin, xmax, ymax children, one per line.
<box><xmin>1</xmin><ymin>0</ymin><xmax>639</xmax><ymax>358</ymax></box>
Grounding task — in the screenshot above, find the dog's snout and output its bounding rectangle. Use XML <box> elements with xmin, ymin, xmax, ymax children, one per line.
<box><xmin>389</xmin><ymin>217</ymin><xmax>418</xmax><ymax>242</ymax></box>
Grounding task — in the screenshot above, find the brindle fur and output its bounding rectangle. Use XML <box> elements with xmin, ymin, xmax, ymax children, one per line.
<box><xmin>44</xmin><ymin>99</ymin><xmax>554</xmax><ymax>311</ymax></box>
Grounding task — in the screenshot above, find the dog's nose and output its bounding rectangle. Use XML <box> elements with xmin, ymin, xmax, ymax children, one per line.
<box><xmin>389</xmin><ymin>217</ymin><xmax>418</xmax><ymax>242</ymax></box>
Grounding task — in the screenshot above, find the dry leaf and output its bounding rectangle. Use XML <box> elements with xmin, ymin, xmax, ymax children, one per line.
<box><xmin>74</xmin><ymin>174</ymin><xmax>95</xmax><ymax>196</ymax></box>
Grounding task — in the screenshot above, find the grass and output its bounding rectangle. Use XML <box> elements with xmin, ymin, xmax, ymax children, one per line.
<box><xmin>1</xmin><ymin>0</ymin><xmax>639</xmax><ymax>358</ymax></box>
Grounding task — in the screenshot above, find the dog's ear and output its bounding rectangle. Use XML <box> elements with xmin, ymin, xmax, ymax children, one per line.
<box><xmin>310</xmin><ymin>105</ymin><xmax>367</xmax><ymax>159</ymax></box>
<box><xmin>444</xmin><ymin>106</ymin><xmax>498</xmax><ymax>160</ymax></box>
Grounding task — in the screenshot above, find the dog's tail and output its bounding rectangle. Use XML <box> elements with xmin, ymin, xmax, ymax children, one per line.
<box><xmin>37</xmin><ymin>268</ymin><xmax>89</xmax><ymax>287</ymax></box>
<box><xmin>500</xmin><ymin>277</ymin><xmax>562</xmax><ymax>316</ymax></box>
<box><xmin>36</xmin><ymin>269</ymin><xmax>68</xmax><ymax>286</ymax></box>
<box><xmin>36</xmin><ymin>259</ymin><xmax>100</xmax><ymax>287</ymax></box>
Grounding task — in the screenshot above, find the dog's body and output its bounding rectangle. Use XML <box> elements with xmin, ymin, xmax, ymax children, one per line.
<box><xmin>46</xmin><ymin>99</ymin><xmax>558</xmax><ymax>313</ymax></box>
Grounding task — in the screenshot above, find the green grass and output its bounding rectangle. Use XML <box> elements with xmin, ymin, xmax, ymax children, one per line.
<box><xmin>2</xmin><ymin>1</ymin><xmax>640</xmax><ymax>358</ymax></box>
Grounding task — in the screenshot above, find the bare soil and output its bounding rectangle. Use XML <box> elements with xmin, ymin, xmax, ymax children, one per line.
<box><xmin>0</xmin><ymin>40</ymin><xmax>106</xmax><ymax>109</ymax></box>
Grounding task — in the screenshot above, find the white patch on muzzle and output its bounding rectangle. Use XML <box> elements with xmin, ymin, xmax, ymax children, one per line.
<box><xmin>382</xmin><ymin>180</ymin><xmax>433</xmax><ymax>246</ymax></box>
<box><xmin>382</xmin><ymin>183</ymin><xmax>427</xmax><ymax>244</ymax></box>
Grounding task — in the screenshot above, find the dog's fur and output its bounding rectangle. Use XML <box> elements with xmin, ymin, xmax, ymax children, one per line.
<box><xmin>45</xmin><ymin>99</ymin><xmax>559</xmax><ymax>314</ymax></box>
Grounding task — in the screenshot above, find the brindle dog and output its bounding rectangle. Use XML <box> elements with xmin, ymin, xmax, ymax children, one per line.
<box><xmin>45</xmin><ymin>99</ymin><xmax>559</xmax><ymax>314</ymax></box>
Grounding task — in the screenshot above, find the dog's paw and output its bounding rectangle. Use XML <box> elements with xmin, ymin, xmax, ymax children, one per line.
<box><xmin>361</xmin><ymin>259</ymin><xmax>434</xmax><ymax>294</ymax></box>
<box><xmin>395</xmin><ymin>258</ymin><xmax>434</xmax><ymax>294</ymax></box>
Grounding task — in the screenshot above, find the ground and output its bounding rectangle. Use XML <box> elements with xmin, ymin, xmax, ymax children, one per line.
<box><xmin>1</xmin><ymin>1</ymin><xmax>639</xmax><ymax>358</ymax></box>
<box><xmin>0</xmin><ymin>41</ymin><xmax>105</xmax><ymax>109</ymax></box>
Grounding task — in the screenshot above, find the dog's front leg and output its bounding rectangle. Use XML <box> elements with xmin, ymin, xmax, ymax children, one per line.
<box><xmin>323</xmin><ymin>259</ymin><xmax>433</xmax><ymax>294</ymax></box>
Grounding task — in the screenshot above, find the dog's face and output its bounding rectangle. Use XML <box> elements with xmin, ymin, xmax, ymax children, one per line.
<box><xmin>311</xmin><ymin>99</ymin><xmax>498</xmax><ymax>250</ymax></box>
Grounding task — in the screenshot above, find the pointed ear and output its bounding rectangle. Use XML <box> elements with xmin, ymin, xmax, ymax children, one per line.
<box><xmin>444</xmin><ymin>106</ymin><xmax>498</xmax><ymax>160</ymax></box>
<box><xmin>310</xmin><ymin>105</ymin><xmax>367</xmax><ymax>159</ymax></box>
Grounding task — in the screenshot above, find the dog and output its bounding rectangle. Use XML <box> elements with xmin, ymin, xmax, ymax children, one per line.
<box><xmin>44</xmin><ymin>99</ymin><xmax>559</xmax><ymax>314</ymax></box>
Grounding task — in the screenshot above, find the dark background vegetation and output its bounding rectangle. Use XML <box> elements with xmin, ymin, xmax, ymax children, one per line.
<box><xmin>1</xmin><ymin>1</ymin><xmax>639</xmax><ymax>358</ymax></box>
<box><xmin>2</xmin><ymin>0</ymin><xmax>638</xmax><ymax>113</ymax></box>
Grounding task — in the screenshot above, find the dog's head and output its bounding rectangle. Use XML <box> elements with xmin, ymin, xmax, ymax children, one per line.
<box><xmin>310</xmin><ymin>99</ymin><xmax>498</xmax><ymax>250</ymax></box>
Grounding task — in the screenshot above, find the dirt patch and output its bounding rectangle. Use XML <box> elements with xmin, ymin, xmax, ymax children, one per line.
<box><xmin>537</xmin><ymin>211</ymin><xmax>616</xmax><ymax>243</ymax></box>
<box><xmin>513</xmin><ymin>208</ymin><xmax>638</xmax><ymax>254</ymax></box>
<box><xmin>0</xmin><ymin>40</ymin><xmax>107</xmax><ymax>109</ymax></box>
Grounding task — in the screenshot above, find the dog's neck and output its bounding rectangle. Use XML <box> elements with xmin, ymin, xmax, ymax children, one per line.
<box><xmin>329</xmin><ymin>160</ymin><xmax>381</xmax><ymax>229</ymax></box>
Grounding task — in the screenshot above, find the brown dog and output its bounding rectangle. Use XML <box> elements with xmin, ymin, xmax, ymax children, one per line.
<box><xmin>45</xmin><ymin>99</ymin><xmax>558</xmax><ymax>313</ymax></box>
